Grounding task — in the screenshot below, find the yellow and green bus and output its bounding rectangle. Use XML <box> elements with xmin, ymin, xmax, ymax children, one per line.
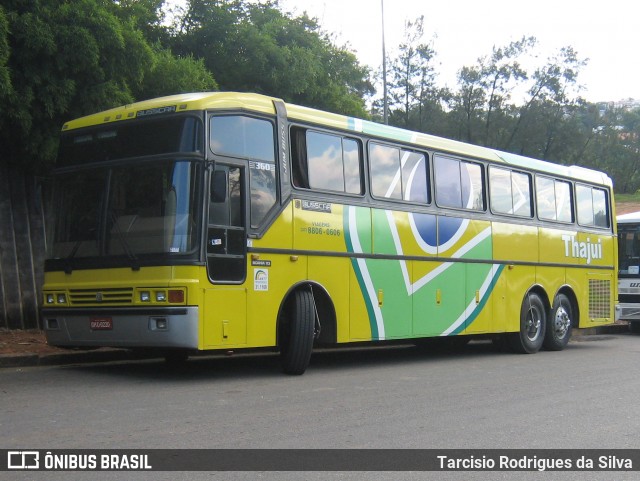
<box><xmin>42</xmin><ymin>92</ymin><xmax>617</xmax><ymax>374</ymax></box>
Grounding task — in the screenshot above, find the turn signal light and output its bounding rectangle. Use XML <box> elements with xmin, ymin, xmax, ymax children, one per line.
<box><xmin>168</xmin><ymin>290</ymin><xmax>184</xmax><ymax>303</ymax></box>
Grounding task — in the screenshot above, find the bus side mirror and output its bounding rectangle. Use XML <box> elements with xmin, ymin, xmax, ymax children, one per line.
<box><xmin>211</xmin><ymin>171</ymin><xmax>227</xmax><ymax>203</ymax></box>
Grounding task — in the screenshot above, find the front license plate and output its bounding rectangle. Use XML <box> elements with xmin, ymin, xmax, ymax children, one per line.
<box><xmin>90</xmin><ymin>317</ymin><xmax>113</xmax><ymax>330</ymax></box>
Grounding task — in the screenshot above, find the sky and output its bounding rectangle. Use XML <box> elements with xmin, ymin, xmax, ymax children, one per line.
<box><xmin>275</xmin><ymin>0</ymin><xmax>639</xmax><ymax>103</ymax></box>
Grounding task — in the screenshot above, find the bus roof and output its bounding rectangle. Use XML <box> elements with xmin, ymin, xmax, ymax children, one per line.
<box><xmin>62</xmin><ymin>91</ymin><xmax>613</xmax><ymax>187</ymax></box>
<box><xmin>617</xmin><ymin>211</ymin><xmax>640</xmax><ymax>223</ymax></box>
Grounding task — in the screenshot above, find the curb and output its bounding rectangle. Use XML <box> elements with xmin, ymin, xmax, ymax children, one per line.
<box><xmin>0</xmin><ymin>324</ymin><xmax>633</xmax><ymax>369</ymax></box>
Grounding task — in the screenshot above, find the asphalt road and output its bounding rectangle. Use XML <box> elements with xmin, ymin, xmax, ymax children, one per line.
<box><xmin>2</xmin><ymin>333</ymin><xmax>640</xmax><ymax>481</ymax></box>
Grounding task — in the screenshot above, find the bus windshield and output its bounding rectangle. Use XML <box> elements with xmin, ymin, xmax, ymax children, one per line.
<box><xmin>48</xmin><ymin>160</ymin><xmax>200</xmax><ymax>269</ymax></box>
<box><xmin>618</xmin><ymin>222</ymin><xmax>640</xmax><ymax>277</ymax></box>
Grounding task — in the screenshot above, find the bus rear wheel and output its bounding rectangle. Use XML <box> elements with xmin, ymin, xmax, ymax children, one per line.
<box><xmin>544</xmin><ymin>293</ymin><xmax>572</xmax><ymax>351</ymax></box>
<box><xmin>280</xmin><ymin>290</ymin><xmax>315</xmax><ymax>375</ymax></box>
<box><xmin>509</xmin><ymin>292</ymin><xmax>546</xmax><ymax>354</ymax></box>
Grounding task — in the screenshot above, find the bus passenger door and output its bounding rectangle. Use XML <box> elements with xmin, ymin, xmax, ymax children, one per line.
<box><xmin>203</xmin><ymin>166</ymin><xmax>247</xmax><ymax>347</ymax></box>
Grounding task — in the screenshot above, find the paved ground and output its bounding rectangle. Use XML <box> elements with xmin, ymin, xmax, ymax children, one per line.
<box><xmin>0</xmin><ymin>321</ymin><xmax>631</xmax><ymax>368</ymax></box>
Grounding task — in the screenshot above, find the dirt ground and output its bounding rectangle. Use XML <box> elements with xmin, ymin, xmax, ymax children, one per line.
<box><xmin>0</xmin><ymin>329</ymin><xmax>68</xmax><ymax>356</ymax></box>
<box><xmin>617</xmin><ymin>202</ymin><xmax>640</xmax><ymax>215</ymax></box>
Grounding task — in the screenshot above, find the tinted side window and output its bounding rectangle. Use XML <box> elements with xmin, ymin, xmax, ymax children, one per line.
<box><xmin>210</xmin><ymin>115</ymin><xmax>277</xmax><ymax>228</ymax></box>
<box><xmin>489</xmin><ymin>166</ymin><xmax>532</xmax><ymax>217</ymax></box>
<box><xmin>576</xmin><ymin>184</ymin><xmax>610</xmax><ymax>228</ymax></box>
<box><xmin>210</xmin><ymin>116</ymin><xmax>275</xmax><ymax>162</ymax></box>
<box><xmin>435</xmin><ymin>155</ymin><xmax>484</xmax><ymax>211</ymax></box>
<box><xmin>536</xmin><ymin>176</ymin><xmax>573</xmax><ymax>223</ymax></box>
<box><xmin>369</xmin><ymin>143</ymin><xmax>429</xmax><ymax>203</ymax></box>
<box><xmin>249</xmin><ymin>161</ymin><xmax>277</xmax><ymax>228</ymax></box>
<box><xmin>292</xmin><ymin>129</ymin><xmax>363</xmax><ymax>195</ymax></box>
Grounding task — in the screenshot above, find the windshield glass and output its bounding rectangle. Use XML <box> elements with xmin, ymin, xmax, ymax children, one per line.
<box><xmin>619</xmin><ymin>223</ymin><xmax>640</xmax><ymax>276</ymax></box>
<box><xmin>58</xmin><ymin>116</ymin><xmax>203</xmax><ymax>166</ymax></box>
<box><xmin>49</xmin><ymin>160</ymin><xmax>200</xmax><ymax>268</ymax></box>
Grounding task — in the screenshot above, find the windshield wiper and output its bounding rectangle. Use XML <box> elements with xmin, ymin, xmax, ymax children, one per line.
<box><xmin>63</xmin><ymin>240</ymin><xmax>83</xmax><ymax>274</ymax></box>
<box><xmin>110</xmin><ymin>211</ymin><xmax>140</xmax><ymax>271</ymax></box>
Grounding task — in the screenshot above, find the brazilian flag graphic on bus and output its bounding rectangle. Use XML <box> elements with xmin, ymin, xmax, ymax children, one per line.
<box><xmin>344</xmin><ymin>206</ymin><xmax>504</xmax><ymax>340</ymax></box>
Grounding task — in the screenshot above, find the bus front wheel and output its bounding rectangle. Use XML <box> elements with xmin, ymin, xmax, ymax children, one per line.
<box><xmin>509</xmin><ymin>292</ymin><xmax>546</xmax><ymax>354</ymax></box>
<box><xmin>544</xmin><ymin>293</ymin><xmax>572</xmax><ymax>351</ymax></box>
<box><xmin>280</xmin><ymin>290</ymin><xmax>315</xmax><ymax>375</ymax></box>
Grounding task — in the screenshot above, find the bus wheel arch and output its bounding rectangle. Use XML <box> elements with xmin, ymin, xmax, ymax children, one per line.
<box><xmin>276</xmin><ymin>282</ymin><xmax>337</xmax><ymax>375</ymax></box>
<box><xmin>544</xmin><ymin>287</ymin><xmax>577</xmax><ymax>351</ymax></box>
<box><xmin>509</xmin><ymin>286</ymin><xmax>548</xmax><ymax>354</ymax></box>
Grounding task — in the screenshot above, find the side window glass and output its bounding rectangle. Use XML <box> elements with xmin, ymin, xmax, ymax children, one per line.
<box><xmin>307</xmin><ymin>131</ymin><xmax>345</xmax><ymax>191</ymax></box>
<box><xmin>343</xmin><ymin>139</ymin><xmax>362</xmax><ymax>195</ymax></box>
<box><xmin>555</xmin><ymin>180</ymin><xmax>572</xmax><ymax>222</ymax></box>
<box><xmin>402</xmin><ymin>151</ymin><xmax>429</xmax><ymax>203</ymax></box>
<box><xmin>489</xmin><ymin>167</ymin><xmax>512</xmax><ymax>214</ymax></box>
<box><xmin>370</xmin><ymin>143</ymin><xmax>402</xmax><ymax>199</ymax></box>
<box><xmin>435</xmin><ymin>155</ymin><xmax>462</xmax><ymax>208</ymax></box>
<box><xmin>210</xmin><ymin>116</ymin><xmax>275</xmax><ymax>162</ymax></box>
<box><xmin>249</xmin><ymin>162</ymin><xmax>277</xmax><ymax>228</ymax></box>
<box><xmin>577</xmin><ymin>184</ymin><xmax>610</xmax><ymax>228</ymax></box>
<box><xmin>292</xmin><ymin>128</ymin><xmax>363</xmax><ymax>195</ymax></box>
<box><xmin>576</xmin><ymin>184</ymin><xmax>594</xmax><ymax>226</ymax></box>
<box><xmin>489</xmin><ymin>167</ymin><xmax>532</xmax><ymax>217</ymax></box>
<box><xmin>512</xmin><ymin>172</ymin><xmax>533</xmax><ymax>217</ymax></box>
<box><xmin>463</xmin><ymin>162</ymin><xmax>485</xmax><ymax>210</ymax></box>
<box><xmin>593</xmin><ymin>188</ymin><xmax>609</xmax><ymax>228</ymax></box>
<box><xmin>536</xmin><ymin>176</ymin><xmax>556</xmax><ymax>220</ymax></box>
<box><xmin>435</xmin><ymin>155</ymin><xmax>484</xmax><ymax>211</ymax></box>
<box><xmin>369</xmin><ymin>143</ymin><xmax>429</xmax><ymax>203</ymax></box>
<box><xmin>536</xmin><ymin>176</ymin><xmax>573</xmax><ymax>223</ymax></box>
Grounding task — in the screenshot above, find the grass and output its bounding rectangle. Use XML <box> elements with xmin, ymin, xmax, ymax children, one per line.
<box><xmin>615</xmin><ymin>192</ymin><xmax>640</xmax><ymax>203</ymax></box>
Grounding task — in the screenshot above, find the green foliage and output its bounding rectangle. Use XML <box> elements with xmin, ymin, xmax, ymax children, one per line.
<box><xmin>173</xmin><ymin>0</ymin><xmax>372</xmax><ymax>117</ymax></box>
<box><xmin>582</xmin><ymin>107</ymin><xmax>640</xmax><ymax>194</ymax></box>
<box><xmin>1</xmin><ymin>0</ymin><xmax>637</xmax><ymax>196</ymax></box>
<box><xmin>383</xmin><ymin>29</ymin><xmax>640</xmax><ymax>194</ymax></box>
<box><xmin>0</xmin><ymin>6</ymin><xmax>10</xmax><ymax>97</ymax></box>
<box><xmin>132</xmin><ymin>46</ymin><xmax>218</xmax><ymax>100</ymax></box>
<box><xmin>0</xmin><ymin>0</ymin><xmax>216</xmax><ymax>173</ymax></box>
<box><xmin>387</xmin><ymin>16</ymin><xmax>438</xmax><ymax>130</ymax></box>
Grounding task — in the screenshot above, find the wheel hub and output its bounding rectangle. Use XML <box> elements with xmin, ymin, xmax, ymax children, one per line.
<box><xmin>554</xmin><ymin>306</ymin><xmax>570</xmax><ymax>338</ymax></box>
<box><xmin>526</xmin><ymin>308</ymin><xmax>542</xmax><ymax>341</ymax></box>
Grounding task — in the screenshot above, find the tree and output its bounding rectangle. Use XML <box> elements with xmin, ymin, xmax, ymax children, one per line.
<box><xmin>132</xmin><ymin>46</ymin><xmax>217</xmax><ymax>101</ymax></box>
<box><xmin>0</xmin><ymin>0</ymin><xmax>216</xmax><ymax>173</ymax></box>
<box><xmin>585</xmin><ymin>106</ymin><xmax>640</xmax><ymax>194</ymax></box>
<box><xmin>0</xmin><ymin>6</ymin><xmax>10</xmax><ymax>97</ymax></box>
<box><xmin>479</xmin><ymin>37</ymin><xmax>535</xmax><ymax>147</ymax></box>
<box><xmin>447</xmin><ymin>37</ymin><xmax>535</xmax><ymax>146</ymax></box>
<box><xmin>505</xmin><ymin>46</ymin><xmax>587</xmax><ymax>158</ymax></box>
<box><xmin>448</xmin><ymin>65</ymin><xmax>486</xmax><ymax>143</ymax></box>
<box><xmin>387</xmin><ymin>16</ymin><xmax>437</xmax><ymax>130</ymax></box>
<box><xmin>172</xmin><ymin>0</ymin><xmax>372</xmax><ymax>117</ymax></box>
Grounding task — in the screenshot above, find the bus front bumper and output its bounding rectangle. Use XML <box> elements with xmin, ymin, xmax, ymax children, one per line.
<box><xmin>42</xmin><ymin>306</ymin><xmax>199</xmax><ymax>349</ymax></box>
<box><xmin>616</xmin><ymin>303</ymin><xmax>640</xmax><ymax>322</ymax></box>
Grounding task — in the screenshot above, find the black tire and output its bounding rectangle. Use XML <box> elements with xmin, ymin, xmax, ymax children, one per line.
<box><xmin>509</xmin><ymin>292</ymin><xmax>546</xmax><ymax>354</ymax></box>
<box><xmin>544</xmin><ymin>293</ymin><xmax>573</xmax><ymax>351</ymax></box>
<box><xmin>280</xmin><ymin>290</ymin><xmax>315</xmax><ymax>375</ymax></box>
<box><xmin>630</xmin><ymin>322</ymin><xmax>640</xmax><ymax>334</ymax></box>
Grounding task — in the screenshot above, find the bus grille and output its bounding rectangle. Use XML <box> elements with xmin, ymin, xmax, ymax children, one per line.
<box><xmin>69</xmin><ymin>288</ymin><xmax>134</xmax><ymax>305</ymax></box>
<box><xmin>619</xmin><ymin>294</ymin><xmax>640</xmax><ymax>304</ymax></box>
<box><xmin>588</xmin><ymin>279</ymin><xmax>610</xmax><ymax>319</ymax></box>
